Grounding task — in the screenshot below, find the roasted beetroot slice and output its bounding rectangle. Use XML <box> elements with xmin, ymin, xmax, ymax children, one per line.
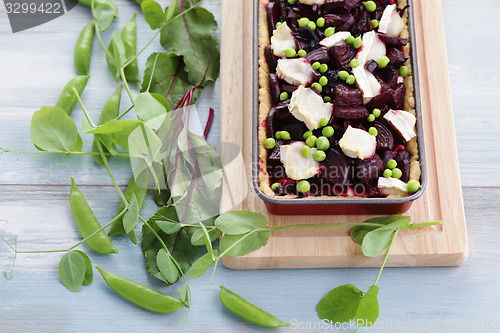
<box><xmin>287</xmin><ymin>7</ymin><xmax>301</xmax><ymax>27</ymax></box>
<box><xmin>334</xmin><ymin>83</ymin><xmax>363</xmax><ymax>106</ymax></box>
<box><xmin>275</xmin><ymin>101</ymin><xmax>291</xmax><ymax>119</ymax></box>
<box><xmin>293</xmin><ymin>27</ymin><xmax>320</xmax><ymax>51</ymax></box>
<box><xmin>379</xmin><ymin>68</ymin><xmax>400</xmax><ymax>87</ymax></box>
<box><xmin>267</xmin><ymin>140</ymin><xmax>285</xmax><ymax>165</ymax></box>
<box><xmin>266</xmin><ymin>107</ymin><xmax>277</xmax><ymax>138</ymax></box>
<box><xmin>387</xmin><ymin>47</ymin><xmax>406</xmax><ymax>67</ymax></box>
<box><xmin>394</xmin><ymin>149</ymin><xmax>411</xmax><ymax>182</ymax></box>
<box><xmin>282</xmin><ymin>118</ymin><xmax>309</xmax><ymax>141</ymax></box>
<box><xmin>390</xmin><ymin>83</ymin><xmax>406</xmax><ymax>109</ymax></box>
<box><xmin>265</xmin><ymin>46</ymin><xmax>278</xmax><ymax>73</ymax></box>
<box><xmin>366</xmin><ymin>91</ymin><xmax>393</xmax><ymax>109</ymax></box>
<box><xmin>377</xmin><ymin>33</ymin><xmax>408</xmax><ymax>47</ymax></box>
<box><xmin>356</xmin><ymin>154</ymin><xmax>386</xmax><ymax>183</ymax></box>
<box><xmin>277</xmin><ymin>0</ymin><xmax>288</xmax><ymax>18</ymax></box>
<box><xmin>329</xmin><ymin>45</ymin><xmax>356</xmax><ymax>70</ymax></box>
<box><xmin>343</xmin><ymin>119</ymin><xmax>365</xmax><ymax>130</ymax></box>
<box><xmin>324</xmin><ymin>0</ymin><xmax>347</xmax><ymax>10</ymax></box>
<box><xmin>380</xmin><ymin>149</ymin><xmax>394</xmax><ymax>164</ymax></box>
<box><xmin>351</xmin><ymin>11</ymin><xmax>373</xmax><ymax>37</ymax></box>
<box><xmin>266</xmin><ymin>2</ymin><xmax>279</xmax><ymax>37</ymax></box>
<box><xmin>324</xmin><ymin>9</ymin><xmax>353</xmax><ymax>28</ymax></box>
<box><xmin>365</xmin><ymin>60</ymin><xmax>378</xmax><ymax>73</ymax></box>
<box><xmin>306</xmin><ymin>47</ymin><xmax>330</xmax><ymax>64</ymax></box>
<box><xmin>344</xmin><ymin>0</ymin><xmax>362</xmax><ymax>10</ymax></box>
<box><xmin>335</xmin><ymin>105</ymin><xmax>370</xmax><ymax>119</ymax></box>
<box><xmin>269</xmin><ymin>74</ymin><xmax>281</xmax><ymax>106</ymax></box>
<box><xmin>266</xmin><ymin>102</ymin><xmax>291</xmax><ymax>137</ymax></box>
<box><xmin>320</xmin><ymin>148</ymin><xmax>351</xmax><ymax>186</ymax></box>
<box><xmin>366</xmin><ymin>179</ymin><xmax>383</xmax><ymax>197</ymax></box>
<box><xmin>373</xmin><ymin>121</ymin><xmax>394</xmax><ymax>152</ymax></box>
<box><xmin>282</xmin><ymin>84</ymin><xmax>298</xmax><ymax>94</ymax></box>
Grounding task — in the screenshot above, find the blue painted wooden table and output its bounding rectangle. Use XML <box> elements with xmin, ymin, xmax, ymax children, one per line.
<box><xmin>0</xmin><ymin>1</ymin><xmax>499</xmax><ymax>332</ymax></box>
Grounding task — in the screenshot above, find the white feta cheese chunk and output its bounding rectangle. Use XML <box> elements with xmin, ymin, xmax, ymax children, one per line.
<box><xmin>276</xmin><ymin>58</ymin><xmax>314</xmax><ymax>87</ymax></box>
<box><xmin>289</xmin><ymin>85</ymin><xmax>333</xmax><ymax>130</ymax></box>
<box><xmin>378</xmin><ymin>177</ymin><xmax>409</xmax><ymax>196</ymax></box>
<box><xmin>280</xmin><ymin>142</ymin><xmax>320</xmax><ymax>180</ymax></box>
<box><xmin>271</xmin><ymin>22</ymin><xmax>296</xmax><ymax>57</ymax></box>
<box><xmin>352</xmin><ymin>66</ymin><xmax>381</xmax><ymax>104</ymax></box>
<box><xmin>339</xmin><ymin>126</ymin><xmax>377</xmax><ymax>160</ymax></box>
<box><xmin>379</xmin><ymin>4</ymin><xmax>405</xmax><ymax>37</ymax></box>
<box><xmin>299</xmin><ymin>0</ymin><xmax>326</xmax><ymax>5</ymax></box>
<box><xmin>356</xmin><ymin>31</ymin><xmax>386</xmax><ymax>66</ymax></box>
<box><xmin>319</xmin><ymin>31</ymin><xmax>352</xmax><ymax>48</ymax></box>
<box><xmin>383</xmin><ymin>109</ymin><xmax>417</xmax><ymax>142</ymax></box>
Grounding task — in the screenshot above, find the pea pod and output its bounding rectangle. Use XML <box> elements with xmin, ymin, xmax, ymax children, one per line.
<box><xmin>121</xmin><ymin>13</ymin><xmax>140</xmax><ymax>82</ymax></box>
<box><xmin>108</xmin><ymin>171</ymin><xmax>149</xmax><ymax>239</ymax></box>
<box><xmin>219</xmin><ymin>286</ymin><xmax>291</xmax><ymax>328</ymax></box>
<box><xmin>55</xmin><ymin>75</ymin><xmax>90</xmax><ymax>116</ymax></box>
<box><xmin>95</xmin><ymin>265</ymin><xmax>186</xmax><ymax>313</ymax></box>
<box><xmin>92</xmin><ymin>85</ymin><xmax>122</xmax><ymax>166</ymax></box>
<box><xmin>70</xmin><ymin>178</ymin><xmax>118</xmax><ymax>254</ymax></box>
<box><xmin>74</xmin><ymin>21</ymin><xmax>95</xmax><ymax>75</ymax></box>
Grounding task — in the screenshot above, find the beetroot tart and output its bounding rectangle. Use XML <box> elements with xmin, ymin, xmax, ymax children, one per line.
<box><xmin>254</xmin><ymin>0</ymin><xmax>426</xmax><ymax>214</ymax></box>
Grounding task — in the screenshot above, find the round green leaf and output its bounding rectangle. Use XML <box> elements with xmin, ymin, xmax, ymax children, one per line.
<box><xmin>156</xmin><ymin>249</ymin><xmax>180</xmax><ymax>284</ymax></box>
<box><xmin>361</xmin><ymin>228</ymin><xmax>395</xmax><ymax>258</ymax></box>
<box><xmin>215</xmin><ymin>211</ymin><xmax>268</xmax><ymax>235</ymax></box>
<box><xmin>94</xmin><ymin>3</ymin><xmax>116</xmax><ymax>32</ymax></box>
<box><xmin>156</xmin><ymin>221</ymin><xmax>182</xmax><ymax>234</ymax></box>
<box><xmin>188</xmin><ymin>250</ymin><xmax>217</xmax><ymax>279</ymax></box>
<box><xmin>30</xmin><ymin>106</ymin><xmax>82</xmax><ymax>152</ymax></box>
<box><xmin>191</xmin><ymin>228</ymin><xmax>222</xmax><ymax>246</ymax></box>
<box><xmin>135</xmin><ymin>92</ymin><xmax>167</xmax><ymax>129</ymax></box>
<box><xmin>351</xmin><ymin>215</ymin><xmax>405</xmax><ymax>245</ymax></box>
<box><xmin>58</xmin><ymin>251</ymin><xmax>86</xmax><ymax>292</ymax></box>
<box><xmin>74</xmin><ymin>250</ymin><xmax>93</xmax><ymax>286</ymax></box>
<box><xmin>141</xmin><ymin>0</ymin><xmax>165</xmax><ymax>30</ymax></box>
<box><xmin>219</xmin><ymin>231</ymin><xmax>270</xmax><ymax>257</ymax></box>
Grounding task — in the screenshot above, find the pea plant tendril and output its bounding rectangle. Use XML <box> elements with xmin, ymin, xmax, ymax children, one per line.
<box><xmin>0</xmin><ymin>0</ymin><xmax>442</xmax><ymax>331</ymax></box>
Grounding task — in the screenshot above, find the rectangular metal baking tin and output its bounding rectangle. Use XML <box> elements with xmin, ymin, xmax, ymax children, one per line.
<box><xmin>252</xmin><ymin>0</ymin><xmax>427</xmax><ymax>215</ymax></box>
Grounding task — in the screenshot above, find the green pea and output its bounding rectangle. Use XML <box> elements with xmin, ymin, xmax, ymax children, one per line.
<box><xmin>319</xmin><ymin>117</ymin><xmax>329</xmax><ymax>127</ymax></box>
<box><xmin>353</xmin><ymin>37</ymin><xmax>362</xmax><ymax>49</ymax></box>
<box><xmin>386</xmin><ymin>159</ymin><xmax>397</xmax><ymax>170</ymax></box>
<box><xmin>285</xmin><ymin>48</ymin><xmax>297</xmax><ymax>58</ymax></box>
<box><xmin>368</xmin><ymin>127</ymin><xmax>378</xmax><ymax>136</ymax></box>
<box><xmin>313</xmin><ymin>150</ymin><xmax>326</xmax><ymax>162</ymax></box>
<box><xmin>306</xmin><ymin>135</ymin><xmax>317</xmax><ymax>147</ymax></box>
<box><xmin>346</xmin><ymin>35</ymin><xmax>355</xmax><ymax>45</ymax></box>
<box><xmin>392</xmin><ymin>168</ymin><xmax>403</xmax><ymax>179</ymax></box>
<box><xmin>372</xmin><ymin>108</ymin><xmax>381</xmax><ymax>118</ymax></box>
<box><xmin>322</xmin><ymin>126</ymin><xmax>334</xmax><ymax>137</ymax></box>
<box><xmin>287</xmin><ymin>0</ymin><xmax>298</xmax><ymax>4</ymax></box>
<box><xmin>350</xmin><ymin>59</ymin><xmax>360</xmax><ymax>68</ymax></box>
<box><xmin>316</xmin><ymin>136</ymin><xmax>330</xmax><ymax>151</ymax></box>
<box><xmin>276</xmin><ymin>22</ymin><xmax>283</xmax><ymax>29</ymax></box>
<box><xmin>312</xmin><ymin>62</ymin><xmax>321</xmax><ymax>70</ymax></box>
<box><xmin>298</xmin><ymin>49</ymin><xmax>307</xmax><ymax>57</ymax></box>
<box><xmin>323</xmin><ymin>96</ymin><xmax>332</xmax><ymax>103</ymax></box>
<box><xmin>339</xmin><ymin>70</ymin><xmax>349</xmax><ymax>80</ymax></box>
<box><xmin>367</xmin><ymin>114</ymin><xmax>376</xmax><ymax>122</ymax></box>
<box><xmin>383</xmin><ymin>169</ymin><xmax>392</xmax><ymax>178</ymax></box>
<box><xmin>319</xmin><ymin>64</ymin><xmax>329</xmax><ymax>73</ymax></box>
<box><xmin>324</xmin><ymin>27</ymin><xmax>335</xmax><ymax>37</ymax></box>
<box><xmin>301</xmin><ymin>145</ymin><xmax>311</xmax><ymax>158</ymax></box>
<box><xmin>371</xmin><ymin>19</ymin><xmax>379</xmax><ymax>29</ymax></box>
<box><xmin>275</xmin><ymin>131</ymin><xmax>282</xmax><ymax>140</ymax></box>
<box><xmin>346</xmin><ymin>75</ymin><xmax>356</xmax><ymax>85</ymax></box>
<box><xmin>377</xmin><ymin>56</ymin><xmax>390</xmax><ymax>69</ymax></box>
<box><xmin>298</xmin><ymin>17</ymin><xmax>310</xmax><ymax>28</ymax></box>
<box><xmin>316</xmin><ymin>17</ymin><xmax>326</xmax><ymax>28</ymax></box>
<box><xmin>264</xmin><ymin>138</ymin><xmax>276</xmax><ymax>149</ymax></box>
<box><xmin>280</xmin><ymin>131</ymin><xmax>291</xmax><ymax>140</ymax></box>
<box><xmin>297</xmin><ymin>180</ymin><xmax>311</xmax><ymax>193</ymax></box>
<box><xmin>312</xmin><ymin>82</ymin><xmax>323</xmax><ymax>93</ymax></box>
<box><xmin>400</xmin><ymin>66</ymin><xmax>409</xmax><ymax>77</ymax></box>
<box><xmin>407</xmin><ymin>180</ymin><xmax>421</xmax><ymax>193</ymax></box>
<box><xmin>307</xmin><ymin>21</ymin><xmax>317</xmax><ymax>30</ymax></box>
<box><xmin>280</xmin><ymin>92</ymin><xmax>289</xmax><ymax>101</ymax></box>
<box><xmin>272</xmin><ymin>182</ymin><xmax>281</xmax><ymax>191</ymax></box>
<box><xmin>363</xmin><ymin>1</ymin><xmax>377</xmax><ymax>12</ymax></box>
<box><xmin>319</xmin><ymin>76</ymin><xmax>329</xmax><ymax>86</ymax></box>
<box><xmin>303</xmin><ymin>131</ymin><xmax>313</xmax><ymax>139</ymax></box>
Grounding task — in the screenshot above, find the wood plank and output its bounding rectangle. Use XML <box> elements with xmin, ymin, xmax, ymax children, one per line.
<box><xmin>220</xmin><ymin>0</ymin><xmax>467</xmax><ymax>269</ymax></box>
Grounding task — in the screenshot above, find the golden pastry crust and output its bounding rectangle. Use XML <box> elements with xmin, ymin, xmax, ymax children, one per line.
<box><xmin>258</xmin><ymin>0</ymin><xmax>420</xmax><ymax>199</ymax></box>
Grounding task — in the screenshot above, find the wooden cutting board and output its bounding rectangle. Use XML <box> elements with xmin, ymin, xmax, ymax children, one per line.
<box><xmin>219</xmin><ymin>0</ymin><xmax>468</xmax><ymax>269</ymax></box>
